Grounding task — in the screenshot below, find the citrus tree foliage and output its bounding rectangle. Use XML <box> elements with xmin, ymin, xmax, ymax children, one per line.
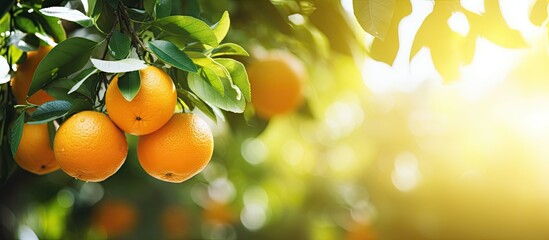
<box><xmin>352</xmin><ymin>0</ymin><xmax>547</xmax><ymax>80</ymax></box>
<box><xmin>0</xmin><ymin>0</ymin><xmax>249</xmax><ymax>184</ymax></box>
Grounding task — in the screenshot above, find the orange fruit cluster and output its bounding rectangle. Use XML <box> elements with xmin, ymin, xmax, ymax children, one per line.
<box><xmin>12</xmin><ymin>53</ymin><xmax>214</xmax><ymax>183</ymax></box>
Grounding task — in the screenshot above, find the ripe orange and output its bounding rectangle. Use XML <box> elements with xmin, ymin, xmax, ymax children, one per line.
<box><xmin>10</xmin><ymin>46</ymin><xmax>55</xmax><ymax>108</ymax></box>
<box><xmin>137</xmin><ymin>113</ymin><xmax>213</xmax><ymax>183</ymax></box>
<box><xmin>54</xmin><ymin>111</ymin><xmax>128</xmax><ymax>182</ymax></box>
<box><xmin>14</xmin><ymin>123</ymin><xmax>59</xmax><ymax>175</ymax></box>
<box><xmin>202</xmin><ymin>201</ymin><xmax>237</xmax><ymax>225</ymax></box>
<box><xmin>161</xmin><ymin>205</ymin><xmax>189</xmax><ymax>239</ymax></box>
<box><xmin>105</xmin><ymin>65</ymin><xmax>177</xmax><ymax>135</ymax></box>
<box><xmin>93</xmin><ymin>200</ymin><xmax>137</xmax><ymax>238</ymax></box>
<box><xmin>247</xmin><ymin>52</ymin><xmax>306</xmax><ymax>119</ymax></box>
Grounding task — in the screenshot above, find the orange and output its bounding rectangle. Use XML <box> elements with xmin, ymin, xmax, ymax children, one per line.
<box><xmin>202</xmin><ymin>201</ymin><xmax>237</xmax><ymax>225</ymax></box>
<box><xmin>105</xmin><ymin>65</ymin><xmax>177</xmax><ymax>135</ymax></box>
<box><xmin>137</xmin><ymin>113</ymin><xmax>213</xmax><ymax>183</ymax></box>
<box><xmin>14</xmin><ymin>123</ymin><xmax>59</xmax><ymax>175</ymax></box>
<box><xmin>247</xmin><ymin>52</ymin><xmax>306</xmax><ymax>119</ymax></box>
<box><xmin>10</xmin><ymin>46</ymin><xmax>55</xmax><ymax>108</ymax></box>
<box><xmin>54</xmin><ymin>111</ymin><xmax>128</xmax><ymax>182</ymax></box>
<box><xmin>93</xmin><ymin>200</ymin><xmax>137</xmax><ymax>237</ymax></box>
<box><xmin>161</xmin><ymin>205</ymin><xmax>189</xmax><ymax>239</ymax></box>
<box><xmin>345</xmin><ymin>222</ymin><xmax>377</xmax><ymax>240</ymax></box>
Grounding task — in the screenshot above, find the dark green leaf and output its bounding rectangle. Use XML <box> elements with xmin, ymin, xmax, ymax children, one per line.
<box><xmin>148</xmin><ymin>40</ymin><xmax>198</xmax><ymax>72</ymax></box>
<box><xmin>353</xmin><ymin>0</ymin><xmax>395</xmax><ymax>40</ymax></box>
<box><xmin>211</xmin><ymin>43</ymin><xmax>249</xmax><ymax>57</ymax></box>
<box><xmin>128</xmin><ymin>8</ymin><xmax>149</xmax><ymax>22</ymax></box>
<box><xmin>35</xmin><ymin>13</ymin><xmax>67</xmax><ymax>42</ymax></box>
<box><xmin>28</xmin><ymin>100</ymin><xmax>72</xmax><ymax>124</ymax></box>
<box><xmin>118</xmin><ymin>71</ymin><xmax>141</xmax><ymax>101</ymax></box>
<box><xmin>66</xmin><ymin>98</ymin><xmax>94</xmax><ymax>118</ymax></box>
<box><xmin>153</xmin><ymin>16</ymin><xmax>219</xmax><ymax>47</ymax></box>
<box><xmin>29</xmin><ymin>37</ymin><xmax>97</xmax><ymax>96</ymax></box>
<box><xmin>14</xmin><ymin>16</ymin><xmax>38</xmax><ymax>33</ymax></box>
<box><xmin>16</xmin><ymin>34</ymin><xmax>40</xmax><ymax>52</ymax></box>
<box><xmin>108</xmin><ymin>31</ymin><xmax>131</xmax><ymax>59</ymax></box>
<box><xmin>40</xmin><ymin>7</ymin><xmax>93</xmax><ymax>27</ymax></box>
<box><xmin>156</xmin><ymin>0</ymin><xmax>173</xmax><ymax>18</ymax></box>
<box><xmin>1</xmin><ymin>138</ymin><xmax>18</xmax><ymax>186</ymax></box>
<box><xmin>188</xmin><ymin>71</ymin><xmax>245</xmax><ymax>113</ymax></box>
<box><xmin>42</xmin><ymin>0</ymin><xmax>65</xmax><ymax>7</ymax></box>
<box><xmin>68</xmin><ymin>67</ymin><xmax>98</xmax><ymax>95</ymax></box>
<box><xmin>216</xmin><ymin>58</ymin><xmax>250</xmax><ymax>102</ymax></box>
<box><xmin>0</xmin><ymin>0</ymin><xmax>14</xmax><ymax>19</ymax></box>
<box><xmin>105</xmin><ymin>0</ymin><xmax>119</xmax><ymax>9</ymax></box>
<box><xmin>212</xmin><ymin>11</ymin><xmax>230</xmax><ymax>43</ymax></box>
<box><xmin>9</xmin><ymin>112</ymin><xmax>25</xmax><ymax>157</ymax></box>
<box><xmin>91</xmin><ymin>58</ymin><xmax>147</xmax><ymax>73</ymax></box>
<box><xmin>143</xmin><ymin>0</ymin><xmax>155</xmax><ymax>17</ymax></box>
<box><xmin>94</xmin><ymin>1</ymin><xmax>115</xmax><ymax>33</ymax></box>
<box><xmin>45</xmin><ymin>75</ymin><xmax>97</xmax><ymax>101</ymax></box>
<box><xmin>84</xmin><ymin>0</ymin><xmax>97</xmax><ymax>16</ymax></box>
<box><xmin>47</xmin><ymin>121</ymin><xmax>56</xmax><ymax>149</ymax></box>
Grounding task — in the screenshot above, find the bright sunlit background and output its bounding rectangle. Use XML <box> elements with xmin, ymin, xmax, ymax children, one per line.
<box><xmin>4</xmin><ymin>0</ymin><xmax>549</xmax><ymax>239</ymax></box>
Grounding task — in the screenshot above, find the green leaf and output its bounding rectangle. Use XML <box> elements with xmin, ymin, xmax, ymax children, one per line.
<box><xmin>187</xmin><ymin>52</ymin><xmax>232</xmax><ymax>88</ymax></box>
<box><xmin>216</xmin><ymin>58</ymin><xmax>250</xmax><ymax>102</ymax></box>
<box><xmin>34</xmin><ymin>13</ymin><xmax>67</xmax><ymax>42</ymax></box>
<box><xmin>148</xmin><ymin>40</ymin><xmax>198</xmax><ymax>72</ymax></box>
<box><xmin>108</xmin><ymin>31</ymin><xmax>131</xmax><ymax>59</ymax></box>
<box><xmin>128</xmin><ymin>8</ymin><xmax>149</xmax><ymax>22</ymax></box>
<box><xmin>29</xmin><ymin>37</ymin><xmax>97</xmax><ymax>96</ymax></box>
<box><xmin>94</xmin><ymin>1</ymin><xmax>115</xmax><ymax>33</ymax></box>
<box><xmin>212</xmin><ymin>11</ymin><xmax>230</xmax><ymax>43</ymax></box>
<box><xmin>153</xmin><ymin>15</ymin><xmax>219</xmax><ymax>47</ymax></box>
<box><xmin>68</xmin><ymin>67</ymin><xmax>98</xmax><ymax>95</ymax></box>
<box><xmin>105</xmin><ymin>0</ymin><xmax>119</xmax><ymax>9</ymax></box>
<box><xmin>40</xmin><ymin>7</ymin><xmax>93</xmax><ymax>27</ymax></box>
<box><xmin>0</xmin><ymin>0</ymin><xmax>14</xmax><ymax>20</ymax></box>
<box><xmin>15</xmin><ymin>34</ymin><xmax>39</xmax><ymax>52</ymax></box>
<box><xmin>188</xmin><ymin>71</ymin><xmax>245</xmax><ymax>113</ymax></box>
<box><xmin>198</xmin><ymin>67</ymin><xmax>224</xmax><ymax>96</ymax></box>
<box><xmin>28</xmin><ymin>100</ymin><xmax>72</xmax><ymax>124</ymax></box>
<box><xmin>178</xmin><ymin>89</ymin><xmax>224</xmax><ymax>122</ymax></box>
<box><xmin>9</xmin><ymin>112</ymin><xmax>25</xmax><ymax>157</ymax></box>
<box><xmin>14</xmin><ymin>16</ymin><xmax>38</xmax><ymax>33</ymax></box>
<box><xmin>90</xmin><ymin>58</ymin><xmax>147</xmax><ymax>73</ymax></box>
<box><xmin>66</xmin><ymin>98</ymin><xmax>94</xmax><ymax>118</ymax></box>
<box><xmin>353</xmin><ymin>0</ymin><xmax>395</xmax><ymax>40</ymax></box>
<box><xmin>143</xmin><ymin>0</ymin><xmax>155</xmax><ymax>17</ymax></box>
<box><xmin>47</xmin><ymin>121</ymin><xmax>56</xmax><ymax>149</ymax></box>
<box><xmin>211</xmin><ymin>43</ymin><xmax>249</xmax><ymax>57</ymax></box>
<box><xmin>118</xmin><ymin>71</ymin><xmax>141</xmax><ymax>101</ymax></box>
<box><xmin>42</xmin><ymin>0</ymin><xmax>64</xmax><ymax>7</ymax></box>
<box><xmin>156</xmin><ymin>0</ymin><xmax>173</xmax><ymax>18</ymax></box>
<box><xmin>45</xmin><ymin>75</ymin><xmax>97</xmax><ymax>101</ymax></box>
<box><xmin>82</xmin><ymin>0</ymin><xmax>97</xmax><ymax>16</ymax></box>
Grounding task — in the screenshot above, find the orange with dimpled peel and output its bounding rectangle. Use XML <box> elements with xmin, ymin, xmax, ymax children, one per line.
<box><xmin>137</xmin><ymin>113</ymin><xmax>213</xmax><ymax>183</ymax></box>
<box><xmin>105</xmin><ymin>65</ymin><xmax>177</xmax><ymax>135</ymax></box>
<box><xmin>54</xmin><ymin>111</ymin><xmax>128</xmax><ymax>182</ymax></box>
